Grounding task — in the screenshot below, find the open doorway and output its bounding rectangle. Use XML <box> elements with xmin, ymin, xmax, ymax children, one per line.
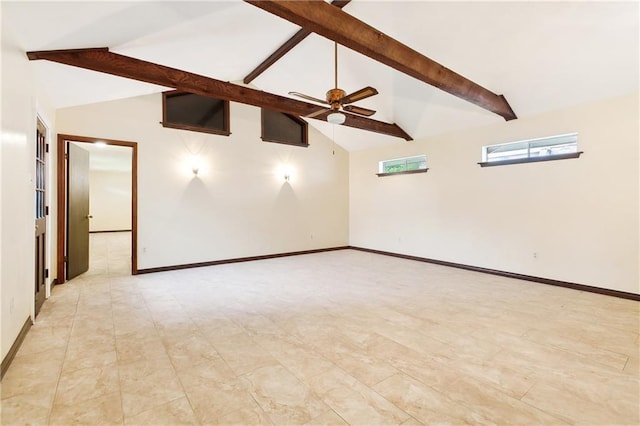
<box><xmin>56</xmin><ymin>134</ymin><xmax>138</xmax><ymax>283</ymax></box>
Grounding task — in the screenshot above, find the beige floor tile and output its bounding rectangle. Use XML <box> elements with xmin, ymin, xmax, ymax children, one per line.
<box><xmin>189</xmin><ymin>312</ymin><xmax>233</xmax><ymax>328</ymax></box>
<box><xmin>208</xmin><ymin>332</ymin><xmax>280</xmax><ymax>376</ymax></box>
<box><xmin>357</xmin><ymin>333</ymin><xmax>430</xmax><ymax>369</ymax></box>
<box><xmin>373</xmin><ymin>373</ymin><xmax>487</xmax><ymax>425</ymax></box>
<box><xmin>234</xmin><ymin>314</ymin><xmax>289</xmax><ymax>338</ymax></box>
<box><xmin>435</xmin><ymin>375</ymin><xmax>568</xmax><ymax>424</ymax></box>
<box><xmin>522</xmin><ymin>378</ymin><xmax>639</xmax><ymax>425</ymax></box>
<box><xmin>313</xmin><ymin>338</ymin><xmax>399</xmax><ymax>387</ymax></box>
<box><xmin>522</xmin><ymin>327</ymin><xmax>630</xmax><ymax>370</ymax></box>
<box><xmin>525</xmin><ymin>363</ymin><xmax>639</xmax><ymax>418</ymax></box>
<box><xmin>53</xmin><ymin>363</ymin><xmax>120</xmax><ymax>406</ymax></box>
<box><xmin>112</xmin><ymin>315</ymin><xmax>156</xmax><ymax>336</ymax></box>
<box><xmin>153</xmin><ymin>315</ymin><xmax>201</xmax><ymax>340</ymax></box>
<box><xmin>493</xmin><ymin>335</ymin><xmax>629</xmax><ymax>380</ymax></box>
<box><xmin>436</xmin><ymin>332</ymin><xmax>504</xmax><ymax>361</ymax></box>
<box><xmin>174</xmin><ymin>357</ymin><xmax>237</xmax><ymax>390</ymax></box>
<box><xmin>0</xmin><ymin>393</ymin><xmax>51</xmax><ymax>426</ymax></box>
<box><xmin>33</xmin><ymin>311</ymin><xmax>76</xmax><ymax>329</ymax></box>
<box><xmin>394</xmin><ymin>358</ymin><xmax>485</xmax><ymax>401</ymax></box>
<box><xmin>368</xmin><ymin>322</ymin><xmax>459</xmax><ymax>365</ymax></box>
<box><xmin>543</xmin><ymin>318</ymin><xmax>639</xmax><ymax>355</ymax></box>
<box><xmin>115</xmin><ymin>329</ymin><xmax>168</xmax><ymax>363</ymax></box>
<box><xmin>73</xmin><ymin>307</ymin><xmax>112</xmax><ymax>322</ymax></box>
<box><xmin>253</xmin><ymin>335</ymin><xmax>337</xmax><ymax>383</ymax></box>
<box><xmin>49</xmin><ymin>391</ymin><xmax>122</xmax><ymax>425</ymax></box>
<box><xmin>276</xmin><ymin>318</ymin><xmax>342</xmax><ymax>347</ymax></box>
<box><xmin>16</xmin><ymin>322</ymin><xmax>72</xmax><ymax>356</ymax></box>
<box><xmin>70</xmin><ymin>312</ymin><xmax>115</xmax><ymax>334</ymax></box>
<box><xmin>110</xmin><ymin>292</ymin><xmax>145</xmax><ymax>308</ymax></box>
<box><xmin>62</xmin><ymin>345</ymin><xmax>118</xmax><ymax>373</ymax></box>
<box><xmin>118</xmin><ymin>356</ymin><xmax>185</xmax><ymax>417</ymax></box>
<box><xmin>399</xmin><ymin>417</ymin><xmax>424</xmax><ymax>426</ymax></box>
<box><xmin>624</xmin><ymin>355</ymin><xmax>639</xmax><ymax>374</ymax></box>
<box><xmin>124</xmin><ymin>396</ymin><xmax>197</xmax><ymax>425</ymax></box>
<box><xmin>244</xmin><ymin>364</ymin><xmax>329</xmax><ymax>424</ymax></box>
<box><xmin>303</xmin><ymin>409</ymin><xmax>348</xmax><ymax>426</ymax></box>
<box><xmin>308</xmin><ymin>367</ymin><xmax>410</xmax><ymax>425</ymax></box>
<box><xmin>447</xmin><ymin>354</ymin><xmax>536</xmax><ymax>399</ymax></box>
<box><xmin>563</xmin><ymin>297</ymin><xmax>640</xmax><ymax>334</ymax></box>
<box><xmin>0</xmin><ymin>380</ymin><xmax>58</xmax><ymax>416</ymax></box>
<box><xmin>65</xmin><ymin>327</ymin><xmax>116</xmax><ymax>355</ymax></box>
<box><xmin>214</xmin><ymin>399</ymin><xmax>274</xmax><ymax>425</ymax></box>
<box><xmin>184</xmin><ymin>380</ymin><xmax>258</xmax><ymax>423</ymax></box>
<box><xmin>163</xmin><ymin>332</ymin><xmax>221</xmax><ymax>370</ymax></box>
<box><xmin>1</xmin><ymin>348</ymin><xmax>66</xmax><ymax>401</ymax></box>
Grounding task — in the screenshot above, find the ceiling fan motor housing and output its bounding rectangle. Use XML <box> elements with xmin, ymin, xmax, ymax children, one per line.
<box><xmin>327</xmin><ymin>88</ymin><xmax>346</xmax><ymax>103</ymax></box>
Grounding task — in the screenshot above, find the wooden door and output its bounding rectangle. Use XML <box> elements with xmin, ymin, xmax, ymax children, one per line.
<box><xmin>67</xmin><ymin>143</ymin><xmax>90</xmax><ymax>280</ymax></box>
<box><xmin>34</xmin><ymin>120</ymin><xmax>47</xmax><ymax>315</ymax></box>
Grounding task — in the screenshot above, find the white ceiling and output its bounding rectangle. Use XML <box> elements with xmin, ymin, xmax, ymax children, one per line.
<box><xmin>3</xmin><ymin>1</ymin><xmax>638</xmax><ymax>151</ymax></box>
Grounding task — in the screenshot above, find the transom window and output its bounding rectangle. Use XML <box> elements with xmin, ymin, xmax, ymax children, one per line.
<box><xmin>261</xmin><ymin>109</ymin><xmax>308</xmax><ymax>147</ymax></box>
<box><xmin>377</xmin><ymin>155</ymin><xmax>428</xmax><ymax>177</ymax></box>
<box><xmin>162</xmin><ymin>91</ymin><xmax>230</xmax><ymax>136</ymax></box>
<box><xmin>479</xmin><ymin>133</ymin><xmax>582</xmax><ymax>167</ymax></box>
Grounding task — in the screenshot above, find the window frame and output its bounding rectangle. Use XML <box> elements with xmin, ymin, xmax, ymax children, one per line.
<box><xmin>478</xmin><ymin>133</ymin><xmax>583</xmax><ymax>167</ymax></box>
<box><xmin>261</xmin><ymin>109</ymin><xmax>309</xmax><ymax>148</ymax></box>
<box><xmin>377</xmin><ymin>154</ymin><xmax>428</xmax><ymax>177</ymax></box>
<box><xmin>161</xmin><ymin>90</ymin><xmax>231</xmax><ymax>136</ymax></box>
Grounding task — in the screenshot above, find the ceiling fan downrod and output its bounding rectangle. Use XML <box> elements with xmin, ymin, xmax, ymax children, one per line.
<box><xmin>328</xmin><ymin>42</ymin><xmax>345</xmax><ymax>111</ymax></box>
<box><xmin>334</xmin><ymin>41</ymin><xmax>338</xmax><ymax>88</ymax></box>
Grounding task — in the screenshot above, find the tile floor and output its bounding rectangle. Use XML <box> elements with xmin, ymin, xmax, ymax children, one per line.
<box><xmin>1</xmin><ymin>232</ymin><xmax>639</xmax><ymax>425</ymax></box>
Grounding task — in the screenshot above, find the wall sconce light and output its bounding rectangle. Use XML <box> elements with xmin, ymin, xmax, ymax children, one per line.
<box><xmin>188</xmin><ymin>155</ymin><xmax>203</xmax><ymax>177</ymax></box>
<box><xmin>280</xmin><ymin>164</ymin><xmax>294</xmax><ymax>183</ymax></box>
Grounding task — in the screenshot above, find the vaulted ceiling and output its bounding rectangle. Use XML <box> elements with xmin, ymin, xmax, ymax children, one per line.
<box><xmin>2</xmin><ymin>1</ymin><xmax>638</xmax><ymax>151</ymax></box>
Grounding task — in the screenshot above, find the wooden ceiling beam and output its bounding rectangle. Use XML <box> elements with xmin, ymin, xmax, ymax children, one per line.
<box><xmin>26</xmin><ymin>47</ymin><xmax>412</xmax><ymax>140</ymax></box>
<box><xmin>312</xmin><ymin>109</ymin><xmax>412</xmax><ymax>140</ymax></box>
<box><xmin>244</xmin><ymin>0</ymin><xmax>517</xmax><ymax>121</ymax></box>
<box><xmin>244</xmin><ymin>0</ymin><xmax>350</xmax><ymax>84</ymax></box>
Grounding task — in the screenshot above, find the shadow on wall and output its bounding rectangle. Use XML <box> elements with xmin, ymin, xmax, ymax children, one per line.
<box><xmin>273</xmin><ymin>181</ymin><xmax>304</xmax><ymax>243</ymax></box>
<box><xmin>177</xmin><ymin>177</ymin><xmax>218</xmax><ymax>224</ymax></box>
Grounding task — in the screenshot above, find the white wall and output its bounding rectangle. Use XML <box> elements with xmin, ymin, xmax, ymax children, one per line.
<box><xmin>57</xmin><ymin>94</ymin><xmax>349</xmax><ymax>269</ymax></box>
<box><xmin>1</xmin><ymin>29</ymin><xmax>56</xmax><ymax>360</ymax></box>
<box><xmin>350</xmin><ymin>93</ymin><xmax>639</xmax><ymax>295</ymax></box>
<box><xmin>89</xmin><ymin>169</ymin><xmax>132</xmax><ymax>232</ymax></box>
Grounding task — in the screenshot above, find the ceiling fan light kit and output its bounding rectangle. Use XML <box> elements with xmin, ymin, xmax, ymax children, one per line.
<box><xmin>327</xmin><ymin>111</ymin><xmax>346</xmax><ymax>125</ymax></box>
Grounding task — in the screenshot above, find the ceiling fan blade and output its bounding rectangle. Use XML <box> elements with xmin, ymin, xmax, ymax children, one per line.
<box><xmin>340</xmin><ymin>86</ymin><xmax>378</xmax><ymax>104</ymax></box>
<box><xmin>305</xmin><ymin>107</ymin><xmax>331</xmax><ymax>118</ymax></box>
<box><xmin>343</xmin><ymin>104</ymin><xmax>376</xmax><ymax>117</ymax></box>
<box><xmin>289</xmin><ymin>91</ymin><xmax>329</xmax><ymax>105</ymax></box>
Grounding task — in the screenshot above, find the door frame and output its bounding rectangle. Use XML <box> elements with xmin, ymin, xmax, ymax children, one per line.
<box><xmin>56</xmin><ymin>134</ymin><xmax>138</xmax><ymax>283</ymax></box>
<box><xmin>35</xmin><ymin>116</ymin><xmax>48</xmax><ymax>315</ymax></box>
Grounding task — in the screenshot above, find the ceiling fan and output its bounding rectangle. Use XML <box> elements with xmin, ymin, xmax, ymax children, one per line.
<box><xmin>289</xmin><ymin>42</ymin><xmax>378</xmax><ymax>125</ymax></box>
